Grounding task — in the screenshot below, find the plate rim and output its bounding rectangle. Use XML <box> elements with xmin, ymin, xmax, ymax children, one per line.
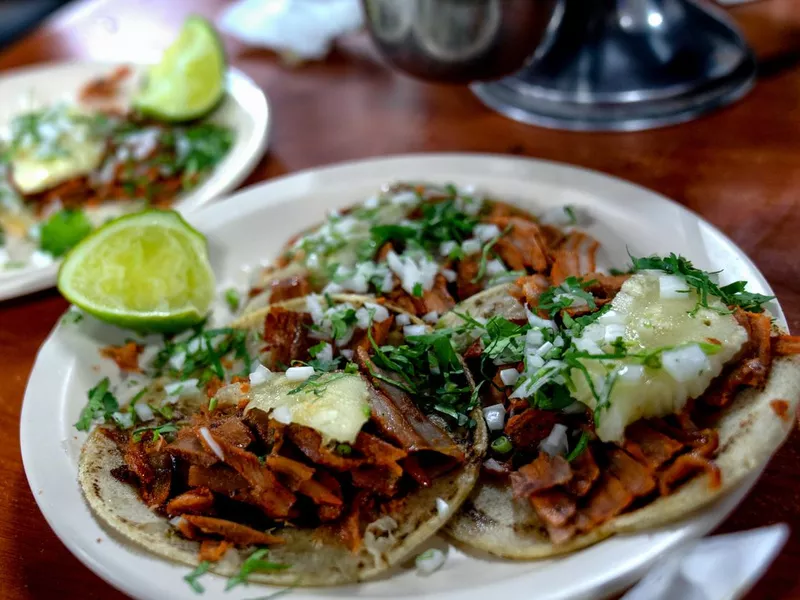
<box><xmin>20</xmin><ymin>152</ymin><xmax>785</xmax><ymax>600</ymax></box>
<box><xmin>0</xmin><ymin>59</ymin><xmax>271</xmax><ymax>302</ymax></box>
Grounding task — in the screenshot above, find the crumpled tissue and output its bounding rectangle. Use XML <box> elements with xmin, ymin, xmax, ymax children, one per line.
<box><xmin>218</xmin><ymin>0</ymin><xmax>364</xmax><ymax>62</ymax></box>
<box><xmin>622</xmin><ymin>524</ymin><xmax>788</xmax><ymax>600</ymax></box>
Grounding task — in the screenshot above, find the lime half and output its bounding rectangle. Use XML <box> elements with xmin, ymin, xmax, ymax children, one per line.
<box><xmin>134</xmin><ymin>16</ymin><xmax>226</xmax><ymax>122</ymax></box>
<box><xmin>58</xmin><ymin>210</ymin><xmax>215</xmax><ymax>333</ymax></box>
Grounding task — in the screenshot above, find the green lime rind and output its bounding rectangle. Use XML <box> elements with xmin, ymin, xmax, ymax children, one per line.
<box><xmin>133</xmin><ymin>15</ymin><xmax>227</xmax><ymax>123</ymax></box>
<box><xmin>57</xmin><ymin>210</ymin><xmax>215</xmax><ymax>334</ymax></box>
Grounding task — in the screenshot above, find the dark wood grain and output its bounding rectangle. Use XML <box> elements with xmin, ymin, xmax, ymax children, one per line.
<box><xmin>2</xmin><ymin>0</ymin><xmax>800</xmax><ymax>598</ymax></box>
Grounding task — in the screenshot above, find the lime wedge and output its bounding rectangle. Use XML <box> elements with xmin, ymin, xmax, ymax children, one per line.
<box><xmin>58</xmin><ymin>210</ymin><xmax>215</xmax><ymax>333</ymax></box>
<box><xmin>133</xmin><ymin>16</ymin><xmax>226</xmax><ymax>122</ymax></box>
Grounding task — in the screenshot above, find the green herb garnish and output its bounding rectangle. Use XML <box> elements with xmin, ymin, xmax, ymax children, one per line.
<box><xmin>537</xmin><ymin>277</ymin><xmax>597</xmax><ymax>318</ymax></box>
<box><xmin>471</xmin><ymin>224</ymin><xmax>511</xmax><ymax>283</ymax></box>
<box><xmin>75</xmin><ymin>378</ymin><xmax>119</xmax><ymax>431</ymax></box>
<box><xmin>412</xmin><ymin>282</ymin><xmax>424</xmax><ymax>298</ymax></box>
<box><xmin>132</xmin><ymin>422</ymin><xmax>179</xmax><ymax>443</ymax></box>
<box><xmin>225</xmin><ymin>549</ymin><xmax>290</xmax><ymax>591</ymax></box>
<box><xmin>630</xmin><ymin>253</ymin><xmax>774</xmax><ymax>314</ymax></box>
<box><xmin>491</xmin><ymin>435</ymin><xmax>512</xmax><ymax>454</ymax></box>
<box><xmin>565</xmin><ymin>431</ymin><xmax>589</xmax><ymax>461</ymax></box>
<box><xmin>40</xmin><ymin>208</ymin><xmax>93</xmax><ymax>257</ymax></box>
<box><xmin>184</xmin><ymin>561</ymin><xmax>211</xmax><ymax>594</ymax></box>
<box><xmin>225</xmin><ymin>288</ymin><xmax>240</xmax><ymax>312</ymax></box>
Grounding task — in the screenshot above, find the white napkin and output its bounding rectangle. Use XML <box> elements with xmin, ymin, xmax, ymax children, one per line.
<box><xmin>622</xmin><ymin>524</ymin><xmax>788</xmax><ymax>600</ymax></box>
<box><xmin>218</xmin><ymin>0</ymin><xmax>364</xmax><ymax>62</ymax></box>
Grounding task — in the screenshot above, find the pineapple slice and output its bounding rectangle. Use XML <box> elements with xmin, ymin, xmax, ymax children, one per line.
<box><xmin>570</xmin><ymin>271</ymin><xmax>748</xmax><ymax>443</ymax></box>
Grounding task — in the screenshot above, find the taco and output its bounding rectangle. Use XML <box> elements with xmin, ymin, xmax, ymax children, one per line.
<box><xmin>79</xmin><ymin>294</ymin><xmax>487</xmax><ymax>585</ymax></box>
<box><xmin>439</xmin><ymin>258</ymin><xmax>800</xmax><ymax>558</ymax></box>
<box><xmin>243</xmin><ymin>182</ymin><xmax>597</xmax><ymax>318</ymax></box>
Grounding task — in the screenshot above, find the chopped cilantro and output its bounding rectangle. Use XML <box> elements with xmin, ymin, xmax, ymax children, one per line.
<box><xmin>335</xmin><ymin>443</ymin><xmax>352</xmax><ymax>455</ymax></box>
<box><xmin>75</xmin><ymin>378</ymin><xmax>119</xmax><ymax>431</ymax></box>
<box><xmin>563</xmin><ymin>205</ymin><xmax>578</xmax><ymax>225</ymax></box>
<box><xmin>40</xmin><ymin>209</ymin><xmax>93</xmax><ymax>257</ymax></box>
<box><xmin>132</xmin><ymin>422</ymin><xmax>178</xmax><ymax>443</ymax></box>
<box><xmin>288</xmin><ymin>372</ymin><xmax>349</xmax><ymax>396</ymax></box>
<box><xmin>224</xmin><ymin>288</ymin><xmax>240</xmax><ymax>312</ymax></box>
<box><xmin>412</xmin><ymin>282</ymin><xmax>424</xmax><ymax>298</ymax></box>
<box><xmin>184</xmin><ymin>561</ymin><xmax>211</xmax><ymax>594</ymax></box>
<box><xmin>368</xmin><ymin>326</ymin><xmax>475</xmax><ymax>426</ymax></box>
<box><xmin>471</xmin><ymin>224</ymin><xmax>511</xmax><ymax>283</ymax></box>
<box><xmin>630</xmin><ymin>253</ymin><xmax>774</xmax><ymax>314</ymax></box>
<box><xmin>537</xmin><ymin>277</ymin><xmax>597</xmax><ymax>318</ymax></box>
<box><xmin>225</xmin><ymin>548</ymin><xmax>290</xmax><ymax>591</ymax></box>
<box><xmin>566</xmin><ymin>431</ymin><xmax>589</xmax><ymax>461</ymax></box>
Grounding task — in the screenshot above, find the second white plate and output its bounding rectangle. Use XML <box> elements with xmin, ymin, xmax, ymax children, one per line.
<box><xmin>0</xmin><ymin>60</ymin><xmax>270</xmax><ymax>301</ymax></box>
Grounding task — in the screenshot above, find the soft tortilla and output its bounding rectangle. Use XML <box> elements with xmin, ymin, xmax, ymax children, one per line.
<box><xmin>79</xmin><ymin>295</ymin><xmax>488</xmax><ymax>585</ymax></box>
<box><xmin>440</xmin><ymin>285</ymin><xmax>800</xmax><ymax>558</ymax></box>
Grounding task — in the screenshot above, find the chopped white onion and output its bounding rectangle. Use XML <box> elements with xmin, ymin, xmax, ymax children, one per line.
<box><xmin>286</xmin><ymin>366</ymin><xmax>315</xmax><ymax>381</ymax></box>
<box><xmin>137</xmin><ymin>345</ymin><xmax>161</xmax><ymax>371</ymax></box>
<box><xmin>390</xmin><ymin>191</ymin><xmax>418</xmax><ymax>205</ymax></box>
<box><xmin>482</xmin><ymin>404</ymin><xmax>506</xmax><ymax>431</ymax></box>
<box><xmin>422</xmin><ymin>311</ymin><xmax>439</xmax><ymax>324</ymax></box>
<box><xmin>169</xmin><ymin>516</ymin><xmax>186</xmax><ymax>528</ymax></box>
<box><xmin>439</xmin><ymin>240</ymin><xmax>457</xmax><ymax>256</ymax></box>
<box><xmin>322</xmin><ymin>281</ymin><xmax>345</xmax><ymax>294</ymax></box>
<box><xmin>415</xmin><ymin>548</ymin><xmax>446</xmax><ymax>576</ymax></box>
<box><xmin>340</xmin><ymin>349</ymin><xmax>354</xmax><ymax>360</ymax></box>
<box><xmin>168</xmin><ymin>351</ymin><xmax>186</xmax><ymax>371</ymax></box>
<box><xmin>363</xmin><ymin>195</ymin><xmax>380</xmax><ymax>209</ymax></box>
<box><xmin>474</xmin><ymin>223</ymin><xmax>501</xmax><ymax>243</ymax></box>
<box><xmin>271</xmin><ymin>405</ymin><xmax>293</xmax><ymax>424</ymax></box>
<box><xmin>604</xmin><ymin>324</ymin><xmax>626</xmax><ymax>344</ymax></box>
<box><xmin>499</xmin><ymin>368</ymin><xmax>520</xmax><ymax>386</ymax></box>
<box><xmin>186</xmin><ymin>336</ymin><xmax>208</xmax><ymax>354</ymax></box>
<box><xmin>112</xmin><ymin>411</ymin><xmax>134</xmax><ymax>429</ymax></box>
<box><xmin>659</xmin><ymin>274</ymin><xmax>689</xmax><ymax>299</ymax></box>
<box><xmin>597</xmin><ymin>309</ymin><xmax>624</xmax><ymax>325</ymax></box>
<box><xmin>536</xmin><ymin>341</ymin><xmax>554</xmax><ymax>357</ymax></box>
<box><xmin>441</xmin><ymin>268</ymin><xmax>457</xmax><ymax>283</ymax></box>
<box><xmin>133</xmin><ymin>402</ymin><xmax>155</xmax><ymax>422</ymax></box>
<box><xmin>435</xmin><ymin>497</ymin><xmax>450</xmax><ymax>518</ymax></box>
<box><xmin>199</xmin><ymin>427</ymin><xmax>225</xmax><ymax>461</ymax></box>
<box><xmin>617</xmin><ymin>364</ymin><xmax>645</xmax><ymax>383</ymax></box>
<box><xmin>661</xmin><ymin>344</ymin><xmax>710</xmax><ymax>383</ymax></box>
<box><xmin>525</xmin><ymin>328</ymin><xmax>544</xmax><ymax>348</ymax></box>
<box><xmin>305</xmin><ymin>295</ymin><xmax>325</xmax><ymax>324</ymax></box>
<box><xmin>314</xmin><ymin>343</ymin><xmax>334</xmax><ymax>364</ymax></box>
<box><xmin>164</xmin><ymin>378</ymin><xmax>199</xmax><ymax>402</ymax></box>
<box><xmin>396</xmin><ymin>313</ymin><xmax>411</xmax><ymax>326</ymax></box>
<box><xmin>526</xmin><ymin>308</ymin><xmax>556</xmax><ymax>330</ymax></box>
<box><xmin>485</xmin><ymin>259</ymin><xmax>506</xmax><ymax>277</ymax></box>
<box><xmin>355</xmin><ymin>307</ymin><xmax>373</xmax><ymax>330</ymax></box>
<box><xmin>461</xmin><ymin>239</ymin><xmax>481</xmax><ymax>255</ymax></box>
<box><xmin>403</xmin><ymin>325</ymin><xmax>427</xmax><ymax>338</ymax></box>
<box><xmin>539</xmin><ymin>423</ymin><xmax>569</xmax><ymax>457</ymax></box>
<box><xmin>527</xmin><ymin>354</ymin><xmax>545</xmax><ymax>369</ymax></box>
<box><xmin>553</xmin><ymin>336</ymin><xmax>565</xmax><ymax>348</ymax></box>
<box><xmin>249</xmin><ymin>363</ymin><xmax>273</xmax><ymax>386</ymax></box>
<box><xmin>483</xmin><ymin>458</ymin><xmax>505</xmax><ymax>473</ymax></box>
<box><xmin>364</xmin><ymin>302</ymin><xmax>390</xmax><ymax>322</ymax></box>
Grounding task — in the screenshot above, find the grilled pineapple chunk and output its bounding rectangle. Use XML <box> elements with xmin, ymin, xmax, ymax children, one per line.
<box><xmin>570</xmin><ymin>271</ymin><xmax>748</xmax><ymax>443</ymax></box>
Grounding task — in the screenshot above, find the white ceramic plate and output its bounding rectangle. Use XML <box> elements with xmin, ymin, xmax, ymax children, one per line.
<box><xmin>21</xmin><ymin>154</ymin><xmax>783</xmax><ymax>600</ymax></box>
<box><xmin>0</xmin><ymin>61</ymin><xmax>270</xmax><ymax>301</ymax></box>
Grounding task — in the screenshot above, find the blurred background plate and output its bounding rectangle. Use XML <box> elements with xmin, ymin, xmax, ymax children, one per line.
<box><xmin>0</xmin><ymin>60</ymin><xmax>270</xmax><ymax>302</ymax></box>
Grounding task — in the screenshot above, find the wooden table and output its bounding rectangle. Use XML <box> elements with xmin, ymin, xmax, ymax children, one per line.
<box><xmin>1</xmin><ymin>0</ymin><xmax>800</xmax><ymax>597</ymax></box>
